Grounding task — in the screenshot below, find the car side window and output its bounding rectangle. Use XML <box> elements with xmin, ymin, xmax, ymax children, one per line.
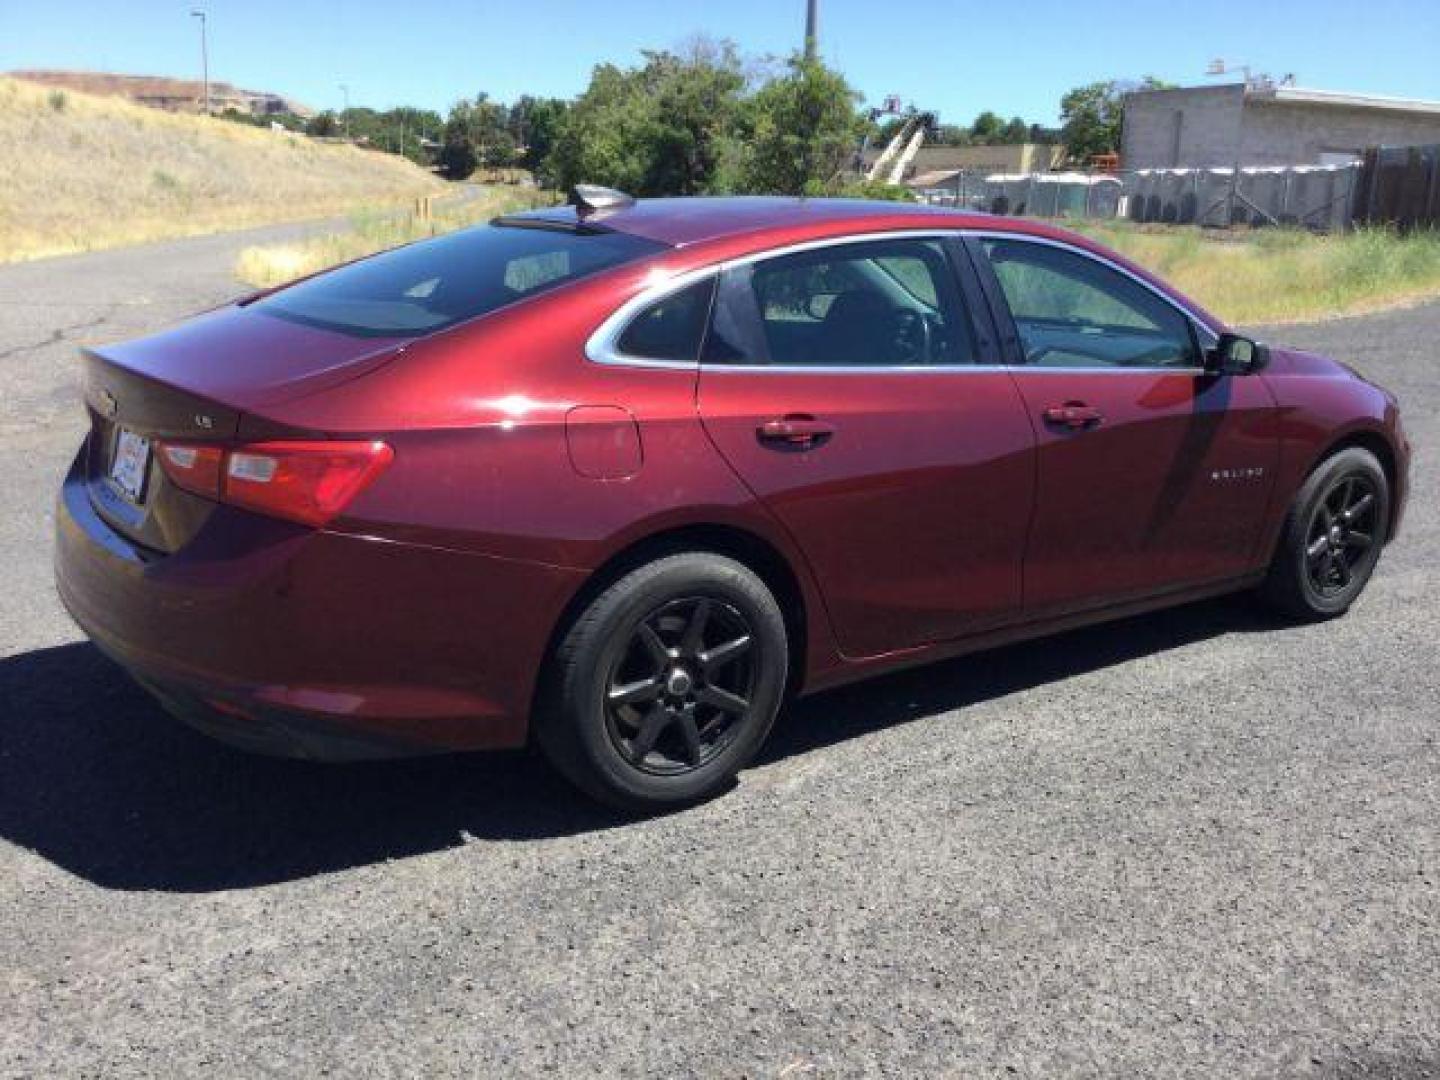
<box><xmin>980</xmin><ymin>239</ymin><xmax>1198</xmax><ymax>369</ymax></box>
<box><xmin>703</xmin><ymin>239</ymin><xmax>976</xmax><ymax>367</ymax></box>
<box><xmin>615</xmin><ymin>278</ymin><xmax>715</xmax><ymax>363</ymax></box>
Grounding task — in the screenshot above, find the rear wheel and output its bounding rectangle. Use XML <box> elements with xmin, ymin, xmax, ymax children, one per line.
<box><xmin>536</xmin><ymin>553</ymin><xmax>788</xmax><ymax>811</ymax></box>
<box><xmin>1259</xmin><ymin>447</ymin><xmax>1389</xmax><ymax>620</ymax></box>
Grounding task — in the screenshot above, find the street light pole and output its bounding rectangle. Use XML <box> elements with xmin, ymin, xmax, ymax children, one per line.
<box><xmin>190</xmin><ymin>9</ymin><xmax>209</xmax><ymax>115</ymax></box>
<box><xmin>804</xmin><ymin>0</ymin><xmax>819</xmax><ymax>60</ymax></box>
<box><xmin>339</xmin><ymin>83</ymin><xmax>350</xmax><ymax>140</ymax></box>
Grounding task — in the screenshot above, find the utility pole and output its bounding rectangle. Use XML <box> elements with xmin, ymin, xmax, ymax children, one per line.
<box><xmin>190</xmin><ymin>9</ymin><xmax>209</xmax><ymax>115</ymax></box>
<box><xmin>339</xmin><ymin>83</ymin><xmax>350</xmax><ymax>140</ymax></box>
<box><xmin>804</xmin><ymin>0</ymin><xmax>819</xmax><ymax>60</ymax></box>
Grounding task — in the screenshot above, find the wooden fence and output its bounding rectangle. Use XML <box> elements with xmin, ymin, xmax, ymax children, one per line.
<box><xmin>1353</xmin><ymin>145</ymin><xmax>1440</xmax><ymax>231</ymax></box>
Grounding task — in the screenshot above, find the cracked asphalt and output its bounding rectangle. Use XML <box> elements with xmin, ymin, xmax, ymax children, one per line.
<box><xmin>0</xmin><ymin>227</ymin><xmax>1436</xmax><ymax>1078</ymax></box>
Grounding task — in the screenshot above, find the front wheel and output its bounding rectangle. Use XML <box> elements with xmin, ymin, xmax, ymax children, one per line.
<box><xmin>536</xmin><ymin>553</ymin><xmax>788</xmax><ymax>811</ymax></box>
<box><xmin>1259</xmin><ymin>447</ymin><xmax>1390</xmax><ymax>621</ymax></box>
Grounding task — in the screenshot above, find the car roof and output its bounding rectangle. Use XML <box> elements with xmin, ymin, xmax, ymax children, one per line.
<box><xmin>506</xmin><ymin>196</ymin><xmax>1004</xmax><ymax>248</ymax></box>
<box><xmin>500</xmin><ymin>195</ymin><xmax>1228</xmax><ymax>335</ymax></box>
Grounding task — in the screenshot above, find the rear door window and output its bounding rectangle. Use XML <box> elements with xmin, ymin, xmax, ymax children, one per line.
<box><xmin>253</xmin><ymin>225</ymin><xmax>665</xmax><ymax>338</ymax></box>
<box><xmin>704</xmin><ymin>238</ymin><xmax>977</xmax><ymax>367</ymax></box>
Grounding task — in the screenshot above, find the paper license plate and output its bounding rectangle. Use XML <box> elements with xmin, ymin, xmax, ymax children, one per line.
<box><xmin>109</xmin><ymin>428</ymin><xmax>151</xmax><ymax>503</ymax></box>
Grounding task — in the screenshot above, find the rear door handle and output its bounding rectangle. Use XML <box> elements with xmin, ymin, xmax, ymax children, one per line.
<box><xmin>757</xmin><ymin>415</ymin><xmax>835</xmax><ymax>449</ymax></box>
<box><xmin>1042</xmin><ymin>402</ymin><xmax>1105</xmax><ymax>431</ymax></box>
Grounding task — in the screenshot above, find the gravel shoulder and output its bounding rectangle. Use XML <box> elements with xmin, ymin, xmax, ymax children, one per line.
<box><xmin>0</xmin><ymin>235</ymin><xmax>1436</xmax><ymax>1078</ymax></box>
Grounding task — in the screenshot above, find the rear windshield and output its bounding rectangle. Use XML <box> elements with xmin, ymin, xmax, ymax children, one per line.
<box><xmin>252</xmin><ymin>224</ymin><xmax>666</xmax><ymax>337</ymax></box>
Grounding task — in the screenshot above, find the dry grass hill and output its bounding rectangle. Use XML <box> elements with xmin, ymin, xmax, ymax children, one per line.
<box><xmin>0</xmin><ymin>75</ymin><xmax>443</xmax><ymax>262</ymax></box>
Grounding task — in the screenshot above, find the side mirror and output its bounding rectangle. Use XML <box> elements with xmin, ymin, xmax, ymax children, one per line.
<box><xmin>1206</xmin><ymin>332</ymin><xmax>1268</xmax><ymax>376</ymax></box>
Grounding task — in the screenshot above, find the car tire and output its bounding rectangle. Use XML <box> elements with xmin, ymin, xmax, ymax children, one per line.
<box><xmin>1259</xmin><ymin>446</ymin><xmax>1390</xmax><ymax>621</ymax></box>
<box><xmin>535</xmin><ymin>552</ymin><xmax>788</xmax><ymax>812</ymax></box>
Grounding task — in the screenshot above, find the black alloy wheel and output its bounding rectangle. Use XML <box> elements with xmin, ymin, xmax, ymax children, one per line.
<box><xmin>1303</xmin><ymin>473</ymin><xmax>1380</xmax><ymax>599</ymax></box>
<box><xmin>536</xmin><ymin>552</ymin><xmax>788</xmax><ymax>811</ymax></box>
<box><xmin>1261</xmin><ymin>446</ymin><xmax>1390</xmax><ymax>620</ymax></box>
<box><xmin>604</xmin><ymin>597</ymin><xmax>756</xmax><ymax>776</ymax></box>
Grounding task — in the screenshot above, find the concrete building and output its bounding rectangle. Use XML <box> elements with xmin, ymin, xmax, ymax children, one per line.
<box><xmin>1121</xmin><ymin>83</ymin><xmax>1440</xmax><ymax>169</ymax></box>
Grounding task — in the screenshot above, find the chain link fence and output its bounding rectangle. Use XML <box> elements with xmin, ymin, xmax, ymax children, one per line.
<box><xmin>915</xmin><ymin>165</ymin><xmax>1361</xmax><ymax>233</ymax></box>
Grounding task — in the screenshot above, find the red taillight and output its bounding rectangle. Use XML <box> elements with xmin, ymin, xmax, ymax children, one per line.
<box><xmin>156</xmin><ymin>439</ymin><xmax>393</xmax><ymax>527</ymax></box>
<box><xmin>224</xmin><ymin>441</ymin><xmax>393</xmax><ymax>526</ymax></box>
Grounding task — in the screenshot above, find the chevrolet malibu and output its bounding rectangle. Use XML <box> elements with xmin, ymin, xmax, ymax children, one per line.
<box><xmin>55</xmin><ymin>190</ymin><xmax>1410</xmax><ymax>809</ymax></box>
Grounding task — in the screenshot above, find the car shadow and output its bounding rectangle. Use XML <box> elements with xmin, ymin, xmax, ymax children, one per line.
<box><xmin>759</xmin><ymin>594</ymin><xmax>1280</xmax><ymax>767</ymax></box>
<box><xmin>0</xmin><ymin>596</ymin><xmax>1281</xmax><ymax>893</ymax></box>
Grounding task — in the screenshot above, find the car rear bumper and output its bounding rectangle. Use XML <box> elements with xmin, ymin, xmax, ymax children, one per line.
<box><xmin>55</xmin><ymin>450</ymin><xmax>585</xmax><ymax>760</ymax></box>
<box><xmin>119</xmin><ymin>652</ymin><xmax>438</xmax><ymax>761</ymax></box>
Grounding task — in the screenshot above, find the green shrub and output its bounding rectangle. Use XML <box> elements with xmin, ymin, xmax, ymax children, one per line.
<box><xmin>830</xmin><ymin>180</ymin><xmax>915</xmax><ymax>202</ymax></box>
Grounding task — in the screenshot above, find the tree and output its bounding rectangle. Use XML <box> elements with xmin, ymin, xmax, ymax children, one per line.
<box><xmin>547</xmin><ymin>41</ymin><xmax>749</xmax><ymax>195</ymax></box>
<box><xmin>1058</xmin><ymin>81</ymin><xmax>1121</xmax><ymax>161</ymax></box>
<box><xmin>932</xmin><ymin>123</ymin><xmax>971</xmax><ymax>147</ymax></box>
<box><xmin>437</xmin><ymin>132</ymin><xmax>476</xmax><ymax>180</ymax></box>
<box><xmin>531</xmin><ymin>43</ymin><xmax>867</xmax><ymax>197</ymax></box>
<box><xmin>743</xmin><ymin>54</ymin><xmax>863</xmax><ymax>195</ymax></box>
<box><xmin>641</xmin><ymin>41</ymin><xmax>749</xmax><ymax>194</ymax></box>
<box><xmin>439</xmin><ymin>94</ymin><xmax>517</xmax><ymax>180</ymax></box>
<box><xmin>1029</xmin><ymin>122</ymin><xmax>1061</xmax><ymax>144</ymax></box>
<box><xmin>308</xmin><ymin>110</ymin><xmax>340</xmax><ymax>137</ymax></box>
<box><xmin>1060</xmin><ymin>76</ymin><xmax>1172</xmax><ymax>162</ymax></box>
<box><xmin>508</xmin><ymin>95</ymin><xmax>568</xmax><ymax>177</ymax></box>
<box><xmin>970</xmin><ymin>110</ymin><xmax>1004</xmax><ymax>145</ymax></box>
<box><xmin>1001</xmin><ymin>116</ymin><xmax>1029</xmax><ymax>144</ymax></box>
<box><xmin>388</xmin><ymin>106</ymin><xmax>444</xmax><ymax>164</ymax></box>
<box><xmin>872</xmin><ymin>116</ymin><xmax>908</xmax><ymax>146</ymax></box>
<box><xmin>545</xmin><ymin>64</ymin><xmax>640</xmax><ymax>191</ymax></box>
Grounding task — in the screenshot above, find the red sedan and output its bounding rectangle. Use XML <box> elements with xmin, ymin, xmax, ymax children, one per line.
<box><xmin>55</xmin><ymin>190</ymin><xmax>1410</xmax><ymax>809</ymax></box>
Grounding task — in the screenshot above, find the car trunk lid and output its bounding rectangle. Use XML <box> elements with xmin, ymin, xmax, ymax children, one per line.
<box><xmin>95</xmin><ymin>302</ymin><xmax>409</xmax><ymax>411</ymax></box>
<box><xmin>79</xmin><ymin>304</ymin><xmax>405</xmax><ymax>555</ymax></box>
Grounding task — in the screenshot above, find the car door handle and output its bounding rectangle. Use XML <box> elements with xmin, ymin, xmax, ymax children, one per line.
<box><xmin>757</xmin><ymin>415</ymin><xmax>835</xmax><ymax>449</ymax></box>
<box><xmin>1042</xmin><ymin>402</ymin><xmax>1105</xmax><ymax>431</ymax></box>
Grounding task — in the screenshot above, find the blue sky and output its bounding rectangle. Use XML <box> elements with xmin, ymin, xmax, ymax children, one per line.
<box><xmin>4</xmin><ymin>0</ymin><xmax>1438</xmax><ymax>124</ymax></box>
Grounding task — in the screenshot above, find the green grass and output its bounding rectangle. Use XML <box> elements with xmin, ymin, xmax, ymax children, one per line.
<box><xmin>1064</xmin><ymin>220</ymin><xmax>1440</xmax><ymax>325</ymax></box>
<box><xmin>234</xmin><ymin>186</ymin><xmax>556</xmax><ymax>287</ymax></box>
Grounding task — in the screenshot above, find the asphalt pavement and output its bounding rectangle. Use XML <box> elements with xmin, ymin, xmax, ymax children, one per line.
<box><xmin>0</xmin><ymin>227</ymin><xmax>1436</xmax><ymax>1078</ymax></box>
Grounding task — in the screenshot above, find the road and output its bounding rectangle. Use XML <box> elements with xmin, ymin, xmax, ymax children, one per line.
<box><xmin>1</xmin><ymin>228</ymin><xmax>1436</xmax><ymax>1078</ymax></box>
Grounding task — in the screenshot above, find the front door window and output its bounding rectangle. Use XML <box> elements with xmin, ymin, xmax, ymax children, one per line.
<box><xmin>981</xmin><ymin>238</ymin><xmax>1199</xmax><ymax>369</ymax></box>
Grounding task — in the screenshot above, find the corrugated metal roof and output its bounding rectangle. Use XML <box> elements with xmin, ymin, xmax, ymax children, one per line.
<box><xmin>1251</xmin><ymin>87</ymin><xmax>1440</xmax><ymax>115</ymax></box>
<box><xmin>1126</xmin><ymin>83</ymin><xmax>1440</xmax><ymax>116</ymax></box>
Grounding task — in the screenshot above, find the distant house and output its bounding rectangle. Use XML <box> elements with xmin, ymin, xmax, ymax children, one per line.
<box><xmin>8</xmin><ymin>70</ymin><xmax>313</xmax><ymax>118</ymax></box>
<box><xmin>1121</xmin><ymin>83</ymin><xmax>1440</xmax><ymax>169</ymax></box>
<box><xmin>858</xmin><ymin>143</ymin><xmax>1064</xmax><ymax>186</ymax></box>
